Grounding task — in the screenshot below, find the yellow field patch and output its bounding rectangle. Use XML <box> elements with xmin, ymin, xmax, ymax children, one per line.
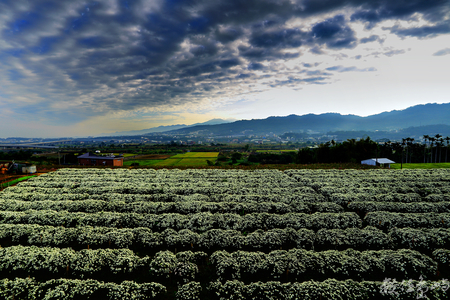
<box><xmin>171</xmin><ymin>152</ymin><xmax>219</xmax><ymax>158</ymax></box>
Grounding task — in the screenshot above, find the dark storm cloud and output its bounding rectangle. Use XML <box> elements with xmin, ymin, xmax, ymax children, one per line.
<box><xmin>238</xmin><ymin>45</ymin><xmax>300</xmax><ymax>61</ymax></box>
<box><xmin>350</xmin><ymin>0</ymin><xmax>450</xmax><ymax>28</ymax></box>
<box><xmin>1</xmin><ymin>0</ymin><xmax>449</xmax><ymax>120</ymax></box>
<box><xmin>214</xmin><ymin>27</ymin><xmax>245</xmax><ymax>43</ymax></box>
<box><xmin>310</xmin><ymin>15</ymin><xmax>357</xmax><ymax>49</ymax></box>
<box><xmin>389</xmin><ymin>23</ymin><xmax>450</xmax><ymax>38</ymax></box>
<box><xmin>248</xmin><ymin>62</ymin><xmax>266</xmax><ymax>70</ymax></box>
<box><xmin>249</xmin><ymin>28</ymin><xmax>305</xmax><ymax>48</ymax></box>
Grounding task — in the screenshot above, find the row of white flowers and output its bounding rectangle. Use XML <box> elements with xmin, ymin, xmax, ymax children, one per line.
<box><xmin>0</xmin><ymin>245</ymin><xmax>206</xmax><ymax>283</ymax></box>
<box><xmin>364</xmin><ymin>212</ymin><xmax>450</xmax><ymax>231</ymax></box>
<box><xmin>349</xmin><ymin>201</ymin><xmax>450</xmax><ymax>214</ymax></box>
<box><xmin>328</xmin><ymin>192</ymin><xmax>443</xmax><ymax>206</ymax></box>
<box><xmin>2</xmin><ymin>277</ymin><xmax>449</xmax><ymax>300</ymax></box>
<box><xmin>209</xmin><ymin>248</ymin><xmax>437</xmax><ymax>282</ymax></box>
<box><xmin>17</xmin><ymin>168</ymin><xmax>450</xmax><ymax>190</ymax></box>
<box><xmin>0</xmin><ymin>199</ymin><xmax>343</xmax><ymax>214</ymax></box>
<box><xmin>0</xmin><ymin>246</ymin><xmax>441</xmax><ymax>283</ymax></box>
<box><xmin>5</xmin><ymin>198</ymin><xmax>447</xmax><ymax>216</ymax></box>
<box><xmin>0</xmin><ymin>277</ymin><xmax>167</xmax><ymax>300</ymax></box>
<box><xmin>6</xmin><ymin>169</ymin><xmax>449</xmax><ymax>208</ymax></box>
<box><xmin>3</xmin><ymin>224</ymin><xmax>450</xmax><ymax>253</ymax></box>
<box><xmin>2</xmin><ymin>224</ymin><xmax>417</xmax><ymax>252</ymax></box>
<box><xmin>6</xmin><ymin>185</ymin><xmax>318</xmax><ymax>197</ymax></box>
<box><xmin>0</xmin><ymin>191</ymin><xmax>325</xmax><ymax>205</ymax></box>
<box><xmin>0</xmin><ymin>245</ymin><xmax>144</xmax><ymax>278</ymax></box>
<box><xmin>208</xmin><ymin>278</ymin><xmax>449</xmax><ymax>300</ymax></box>
<box><xmin>0</xmin><ymin>210</ymin><xmax>362</xmax><ymax>231</ymax></box>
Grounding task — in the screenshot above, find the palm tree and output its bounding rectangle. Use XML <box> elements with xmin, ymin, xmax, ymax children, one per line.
<box><xmin>438</xmin><ymin>137</ymin><xmax>444</xmax><ymax>163</ymax></box>
<box><xmin>401</xmin><ymin>138</ymin><xmax>406</xmax><ymax>164</ymax></box>
<box><xmin>423</xmin><ymin>135</ymin><xmax>429</xmax><ymax>163</ymax></box>
<box><xmin>408</xmin><ymin>138</ymin><xmax>415</xmax><ymax>163</ymax></box>
<box><xmin>429</xmin><ymin>136</ymin><xmax>436</xmax><ymax>163</ymax></box>
<box><xmin>435</xmin><ymin>134</ymin><xmax>442</xmax><ymax>163</ymax></box>
<box><xmin>445</xmin><ymin>136</ymin><xmax>450</xmax><ymax>162</ymax></box>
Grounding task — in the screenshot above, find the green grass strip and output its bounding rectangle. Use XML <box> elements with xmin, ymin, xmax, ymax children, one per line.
<box><xmin>0</xmin><ymin>175</ymin><xmax>37</xmax><ymax>189</ymax></box>
<box><xmin>123</xmin><ymin>159</ymin><xmax>165</xmax><ymax>166</ymax></box>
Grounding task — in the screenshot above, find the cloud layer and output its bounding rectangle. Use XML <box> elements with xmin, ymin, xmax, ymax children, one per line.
<box><xmin>0</xmin><ymin>0</ymin><xmax>449</xmax><ymax>132</ymax></box>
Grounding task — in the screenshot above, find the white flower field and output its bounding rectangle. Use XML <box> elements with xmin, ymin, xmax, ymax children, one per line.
<box><xmin>1</xmin><ymin>168</ymin><xmax>450</xmax><ymax>299</ymax></box>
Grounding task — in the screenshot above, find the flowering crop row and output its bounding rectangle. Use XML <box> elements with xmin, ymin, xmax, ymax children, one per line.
<box><xmin>0</xmin><ymin>246</ymin><xmax>205</xmax><ymax>283</ymax></box>
<box><xmin>0</xmin><ymin>277</ymin><xmax>166</xmax><ymax>300</ymax></box>
<box><xmin>4</xmin><ymin>224</ymin><xmax>450</xmax><ymax>253</ymax></box>
<box><xmin>33</xmin><ymin>168</ymin><xmax>450</xmax><ymax>194</ymax></box>
<box><xmin>349</xmin><ymin>201</ymin><xmax>450</xmax><ymax>214</ymax></box>
<box><xmin>0</xmin><ymin>210</ymin><xmax>361</xmax><ymax>231</ymax></box>
<box><xmin>0</xmin><ymin>188</ymin><xmax>326</xmax><ymax>205</ymax></box>
<box><xmin>328</xmin><ymin>193</ymin><xmax>426</xmax><ymax>206</ymax></box>
<box><xmin>364</xmin><ymin>212</ymin><xmax>450</xmax><ymax>231</ymax></box>
<box><xmin>207</xmin><ymin>278</ymin><xmax>449</xmax><ymax>300</ymax></box>
<box><xmin>5</xmin><ymin>185</ymin><xmax>316</xmax><ymax>197</ymax></box>
<box><xmin>0</xmin><ymin>245</ymin><xmax>145</xmax><ymax>280</ymax></box>
<box><xmin>0</xmin><ymin>191</ymin><xmax>325</xmax><ymax>205</ymax></box>
<box><xmin>15</xmin><ymin>168</ymin><xmax>450</xmax><ymax>196</ymax></box>
<box><xmin>0</xmin><ymin>199</ymin><xmax>343</xmax><ymax>214</ymax></box>
<box><xmin>209</xmin><ymin>248</ymin><xmax>437</xmax><ymax>282</ymax></box>
<box><xmin>3</xmin><ymin>277</ymin><xmax>448</xmax><ymax>300</ymax></box>
<box><xmin>285</xmin><ymin>168</ymin><xmax>450</xmax><ymax>182</ymax></box>
<box><xmin>433</xmin><ymin>249</ymin><xmax>450</xmax><ymax>277</ymax></box>
<box><xmin>0</xmin><ymin>224</ymin><xmax>314</xmax><ymax>252</ymax></box>
<box><xmin>0</xmin><ymin>246</ymin><xmax>441</xmax><ymax>283</ymax></box>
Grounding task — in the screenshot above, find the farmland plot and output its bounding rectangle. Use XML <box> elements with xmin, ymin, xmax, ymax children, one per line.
<box><xmin>1</xmin><ymin>168</ymin><xmax>450</xmax><ymax>299</ymax></box>
<box><xmin>153</xmin><ymin>152</ymin><xmax>219</xmax><ymax>167</ymax></box>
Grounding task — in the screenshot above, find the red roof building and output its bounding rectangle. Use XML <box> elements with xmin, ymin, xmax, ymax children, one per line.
<box><xmin>77</xmin><ymin>152</ymin><xmax>123</xmax><ymax>167</ymax></box>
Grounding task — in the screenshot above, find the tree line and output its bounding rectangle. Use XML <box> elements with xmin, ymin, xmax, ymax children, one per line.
<box><xmin>297</xmin><ymin>135</ymin><xmax>450</xmax><ymax>164</ymax></box>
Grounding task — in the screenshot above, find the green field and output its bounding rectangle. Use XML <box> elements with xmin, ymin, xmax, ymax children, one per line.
<box><xmin>172</xmin><ymin>158</ymin><xmax>212</xmax><ymax>166</ymax></box>
<box><xmin>170</xmin><ymin>152</ymin><xmax>219</xmax><ymax>158</ymax></box>
<box><xmin>0</xmin><ymin>175</ymin><xmax>36</xmax><ymax>190</ymax></box>
<box><xmin>150</xmin><ymin>152</ymin><xmax>218</xmax><ymax>166</ymax></box>
<box><xmin>256</xmin><ymin>150</ymin><xmax>298</xmax><ymax>153</ymax></box>
<box><xmin>154</xmin><ymin>158</ymin><xmax>183</xmax><ymax>166</ymax></box>
<box><xmin>123</xmin><ymin>159</ymin><xmax>165</xmax><ymax>166</ymax></box>
<box><xmin>391</xmin><ymin>163</ymin><xmax>450</xmax><ymax>169</ymax></box>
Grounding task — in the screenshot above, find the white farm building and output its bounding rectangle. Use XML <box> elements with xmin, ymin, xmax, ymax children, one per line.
<box><xmin>361</xmin><ymin>158</ymin><xmax>395</xmax><ymax>168</ymax></box>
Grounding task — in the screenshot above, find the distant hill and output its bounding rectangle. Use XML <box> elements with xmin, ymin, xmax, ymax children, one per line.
<box><xmin>327</xmin><ymin>125</ymin><xmax>450</xmax><ymax>141</ymax></box>
<box><xmin>103</xmin><ymin>118</ymin><xmax>236</xmax><ymax>136</ymax></box>
<box><xmin>166</xmin><ymin>103</ymin><xmax>450</xmax><ymax>136</ymax></box>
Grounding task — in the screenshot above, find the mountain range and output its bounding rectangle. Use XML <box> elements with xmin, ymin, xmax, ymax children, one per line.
<box><xmin>160</xmin><ymin>102</ymin><xmax>450</xmax><ymax>137</ymax></box>
<box><xmin>104</xmin><ymin>118</ymin><xmax>236</xmax><ymax>136</ymax></box>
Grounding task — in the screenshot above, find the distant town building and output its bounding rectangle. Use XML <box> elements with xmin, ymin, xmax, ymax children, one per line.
<box><xmin>361</xmin><ymin>158</ymin><xmax>395</xmax><ymax>168</ymax></box>
<box><xmin>77</xmin><ymin>152</ymin><xmax>123</xmax><ymax>167</ymax></box>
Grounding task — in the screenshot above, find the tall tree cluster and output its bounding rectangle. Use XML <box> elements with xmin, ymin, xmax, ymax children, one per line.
<box><xmin>297</xmin><ymin>135</ymin><xmax>450</xmax><ymax>164</ymax></box>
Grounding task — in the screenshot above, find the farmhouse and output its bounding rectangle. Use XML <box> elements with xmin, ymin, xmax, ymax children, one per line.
<box><xmin>361</xmin><ymin>158</ymin><xmax>395</xmax><ymax>168</ymax></box>
<box><xmin>77</xmin><ymin>152</ymin><xmax>124</xmax><ymax>167</ymax></box>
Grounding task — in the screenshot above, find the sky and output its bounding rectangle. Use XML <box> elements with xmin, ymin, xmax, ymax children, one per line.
<box><xmin>0</xmin><ymin>0</ymin><xmax>449</xmax><ymax>138</ymax></box>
